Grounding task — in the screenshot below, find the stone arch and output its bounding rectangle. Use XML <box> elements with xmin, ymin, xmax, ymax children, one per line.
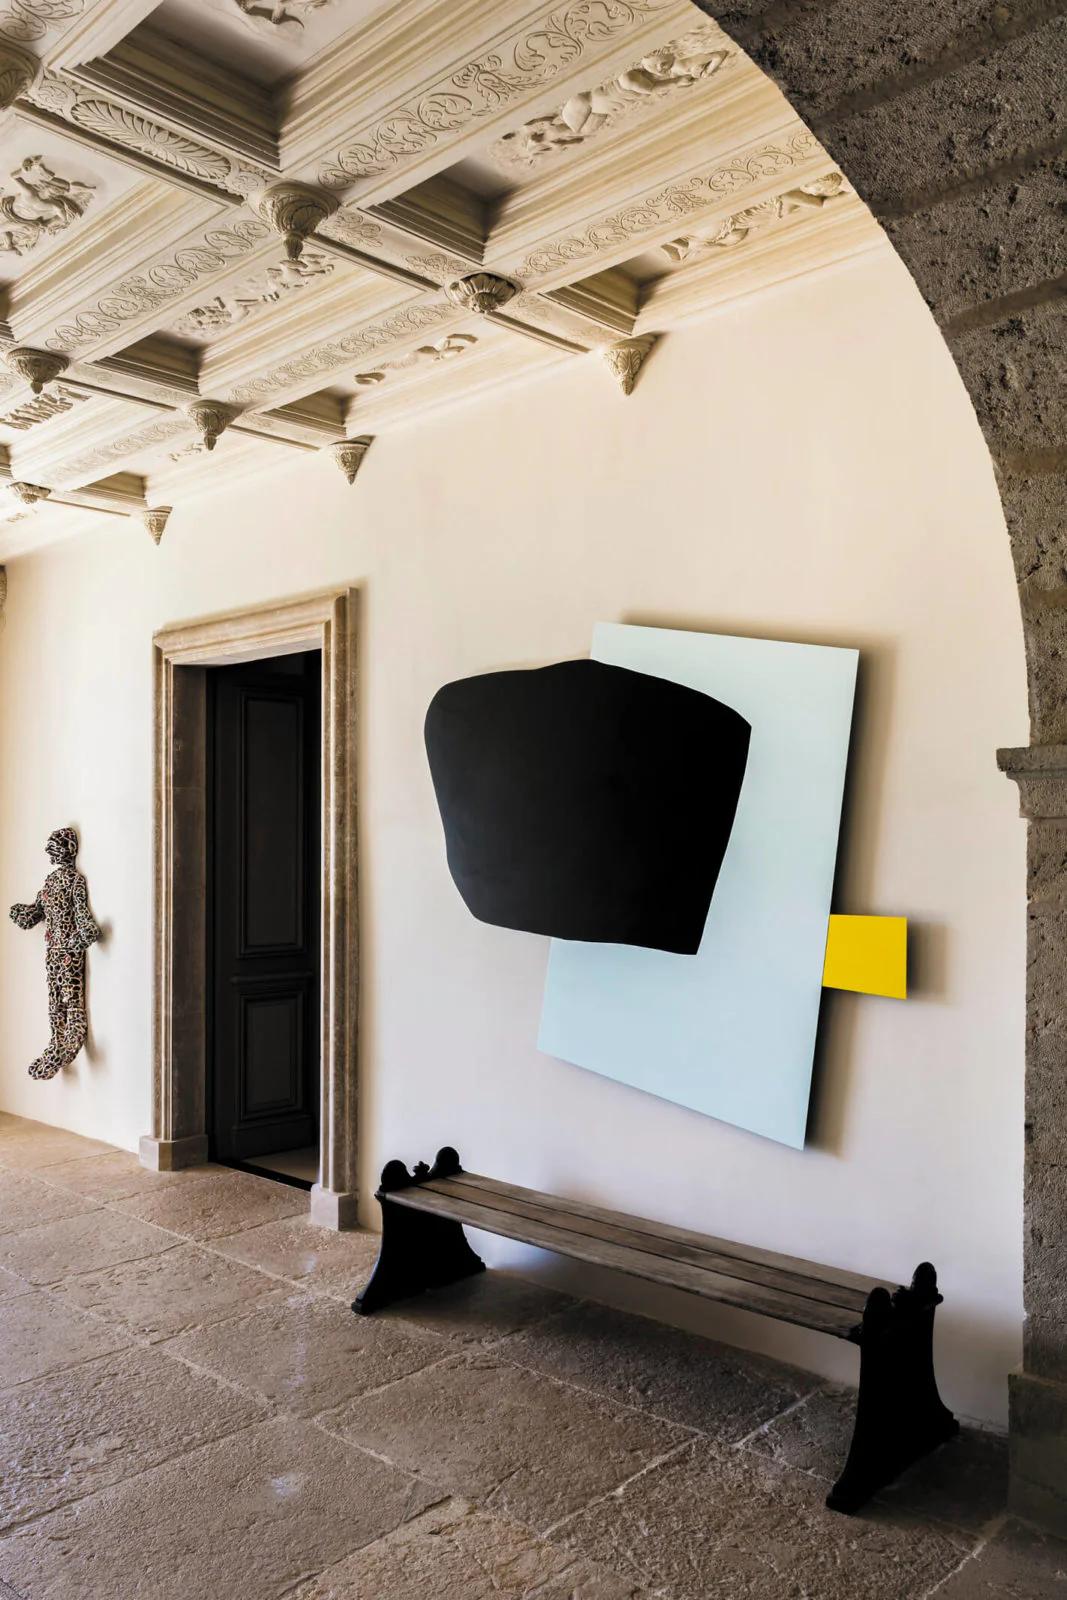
<box><xmin>693</xmin><ymin>0</ymin><xmax>1067</xmax><ymax>1530</ymax></box>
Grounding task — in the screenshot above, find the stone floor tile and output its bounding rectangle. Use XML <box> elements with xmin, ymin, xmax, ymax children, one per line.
<box><xmin>0</xmin><ymin>1268</ymin><xmax>30</xmax><ymax>1302</ymax></box>
<box><xmin>51</xmin><ymin>1242</ymin><xmax>288</xmax><ymax>1342</ymax></box>
<box><xmin>0</xmin><ymin>1128</ymin><xmax>116</xmax><ymax>1170</ymax></box>
<box><xmin>160</xmin><ymin>1292</ymin><xmax>446</xmax><ymax>1416</ymax></box>
<box><xmin>0</xmin><ymin>1415</ymin><xmax>434</xmax><ymax>1600</ymax></box>
<box><xmin>0</xmin><ymin>1343</ymin><xmax>267</xmax><ymax>1532</ymax></box>
<box><xmin>292</xmin><ymin>1495</ymin><xmax>649</xmax><ymax>1600</ymax></box>
<box><xmin>0</xmin><ymin>1209</ymin><xmax>180</xmax><ymax>1286</ymax></box>
<box><xmin>207</xmin><ymin>1214</ymin><xmax>382</xmax><ymax>1296</ymax></box>
<box><xmin>506</xmin><ymin>1300</ymin><xmax>814</xmax><ymax>1440</ymax></box>
<box><xmin>325</xmin><ymin>1351</ymin><xmax>690</xmax><ymax>1535</ymax></box>
<box><xmin>381</xmin><ymin>1271</ymin><xmax>575</xmax><ymax>1346</ymax></box>
<box><xmin>748</xmin><ymin>1385</ymin><xmax>1009</xmax><ymax>1532</ymax></box>
<box><xmin>0</xmin><ymin>1172</ymin><xmax>100</xmax><ymax>1236</ymax></box>
<box><xmin>109</xmin><ymin>1167</ymin><xmax>308</xmax><ymax>1239</ymax></box>
<box><xmin>933</xmin><ymin>1519</ymin><xmax>1067</xmax><ymax>1596</ymax></box>
<box><xmin>554</xmin><ymin>1437</ymin><xmax>973</xmax><ymax>1600</ymax></box>
<box><xmin>0</xmin><ymin>1293</ymin><xmax>130</xmax><ymax>1388</ymax></box>
<box><xmin>32</xmin><ymin>1151</ymin><xmax>224</xmax><ymax>1203</ymax></box>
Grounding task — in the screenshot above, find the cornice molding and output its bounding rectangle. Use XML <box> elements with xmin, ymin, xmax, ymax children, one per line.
<box><xmin>296</xmin><ymin>0</ymin><xmax>690</xmax><ymax>196</ymax></box>
<box><xmin>0</xmin><ymin>0</ymin><xmax>884</xmax><ymax>555</ymax></box>
<box><xmin>70</xmin><ymin>30</ymin><xmax>279</xmax><ymax>168</ymax></box>
<box><xmin>39</xmin><ymin>214</ymin><xmax>273</xmax><ymax>356</ymax></box>
<box><xmin>21</xmin><ymin>71</ymin><xmax>274</xmax><ymax>200</ymax></box>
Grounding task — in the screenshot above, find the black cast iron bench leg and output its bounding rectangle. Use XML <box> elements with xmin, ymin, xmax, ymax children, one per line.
<box><xmin>827</xmin><ymin>1262</ymin><xmax>959</xmax><ymax>1513</ymax></box>
<box><xmin>353</xmin><ymin>1146</ymin><xmax>485</xmax><ymax>1316</ymax></box>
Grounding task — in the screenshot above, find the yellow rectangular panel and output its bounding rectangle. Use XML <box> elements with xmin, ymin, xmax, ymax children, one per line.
<box><xmin>822</xmin><ymin>915</ymin><xmax>907</xmax><ymax>999</ymax></box>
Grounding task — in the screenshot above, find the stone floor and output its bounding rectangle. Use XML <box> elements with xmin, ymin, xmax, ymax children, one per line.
<box><xmin>0</xmin><ymin>1113</ymin><xmax>1062</xmax><ymax>1600</ymax></box>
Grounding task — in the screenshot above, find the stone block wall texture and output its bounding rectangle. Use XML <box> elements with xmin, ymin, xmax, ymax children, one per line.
<box><xmin>697</xmin><ymin>0</ymin><xmax>1067</xmax><ymax>1535</ymax></box>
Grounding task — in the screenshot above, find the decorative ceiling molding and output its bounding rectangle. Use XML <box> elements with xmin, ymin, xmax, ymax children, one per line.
<box><xmin>53</xmin><ymin>412</ymin><xmax>189</xmax><ymax>483</ymax></box>
<box><xmin>660</xmin><ymin>171</ymin><xmax>848</xmax><ymax>261</ymax></box>
<box><xmin>0</xmin><ymin>378</ymin><xmax>85</xmax><ymax>425</ymax></box>
<box><xmin>0</xmin><ymin>0</ymin><xmax>882</xmax><ymax>555</ymax></box>
<box><xmin>0</xmin><ymin>0</ymin><xmax>84</xmax><ymax>51</ymax></box>
<box><xmin>311</xmin><ymin>0</ymin><xmax>685</xmax><ymax>194</ymax></box>
<box><xmin>0</xmin><ymin>154</ymin><xmax>95</xmax><ymax>256</ymax></box>
<box><xmin>173</xmin><ymin>250</ymin><xmax>335</xmax><ymax>335</ymax></box>
<box><xmin>227</xmin><ymin>294</ymin><xmax>457</xmax><ymax>403</ymax></box>
<box><xmin>354</xmin><ymin>329</ymin><xmax>477</xmax><ymax>386</ymax></box>
<box><xmin>507</xmin><ymin>130</ymin><xmax>820</xmax><ymax>283</ymax></box>
<box><xmin>491</xmin><ymin>22</ymin><xmax>732</xmax><ymax>170</ymax></box>
<box><xmin>445</xmin><ymin>272</ymin><xmax>517</xmax><ymax>315</ymax></box>
<box><xmin>228</xmin><ymin>0</ymin><xmax>333</xmax><ymax>36</ymax></box>
<box><xmin>42</xmin><ymin>216</ymin><xmax>273</xmax><ymax>353</ymax></box>
<box><xmin>22</xmin><ymin>71</ymin><xmax>274</xmax><ymax>199</ymax></box>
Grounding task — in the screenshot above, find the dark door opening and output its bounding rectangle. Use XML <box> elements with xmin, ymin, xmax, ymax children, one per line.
<box><xmin>207</xmin><ymin>649</ymin><xmax>321</xmax><ymax>1190</ymax></box>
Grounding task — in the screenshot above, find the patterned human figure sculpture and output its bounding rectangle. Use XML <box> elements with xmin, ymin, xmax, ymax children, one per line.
<box><xmin>9</xmin><ymin>828</ymin><xmax>100</xmax><ymax>1080</ymax></box>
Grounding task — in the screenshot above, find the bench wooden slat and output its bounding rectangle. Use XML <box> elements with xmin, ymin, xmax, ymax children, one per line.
<box><xmin>388</xmin><ymin>1183</ymin><xmax>864</xmax><ymax>1339</ymax></box>
<box><xmin>426</xmin><ymin>1176</ymin><xmax>875</xmax><ymax>1314</ymax></box>
<box><xmin>435</xmin><ymin>1170</ymin><xmax>896</xmax><ymax>1304</ymax></box>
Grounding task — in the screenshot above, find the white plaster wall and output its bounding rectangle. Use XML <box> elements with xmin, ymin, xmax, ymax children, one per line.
<box><xmin>0</xmin><ymin>245</ymin><xmax>1027</xmax><ymax>1425</ymax></box>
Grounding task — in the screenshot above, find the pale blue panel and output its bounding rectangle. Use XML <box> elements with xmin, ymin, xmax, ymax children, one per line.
<box><xmin>538</xmin><ymin>624</ymin><xmax>858</xmax><ymax>1148</ymax></box>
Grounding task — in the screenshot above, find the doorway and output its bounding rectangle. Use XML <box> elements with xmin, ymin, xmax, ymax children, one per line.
<box><xmin>207</xmin><ymin>649</ymin><xmax>321</xmax><ymax>1189</ymax></box>
<box><xmin>144</xmin><ymin>589</ymin><xmax>360</xmax><ymax>1230</ymax></box>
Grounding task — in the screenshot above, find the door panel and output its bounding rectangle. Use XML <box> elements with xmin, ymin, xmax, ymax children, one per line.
<box><xmin>241</xmin><ymin>694</ymin><xmax>304</xmax><ymax>954</ymax></box>
<box><xmin>209</xmin><ymin>651</ymin><xmax>321</xmax><ymax>1164</ymax></box>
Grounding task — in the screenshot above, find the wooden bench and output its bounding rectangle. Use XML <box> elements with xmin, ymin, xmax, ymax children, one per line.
<box><xmin>353</xmin><ymin>1146</ymin><xmax>959</xmax><ymax>1515</ymax></box>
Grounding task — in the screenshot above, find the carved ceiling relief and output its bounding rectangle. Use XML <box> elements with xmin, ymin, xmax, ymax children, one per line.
<box><xmin>0</xmin><ymin>0</ymin><xmax>879</xmax><ymax>550</ymax></box>
<box><xmin>316</xmin><ymin>0</ymin><xmax>680</xmax><ymax>189</ymax></box>
<box><xmin>491</xmin><ymin>24</ymin><xmax>732</xmax><ymax>169</ymax></box>
<box><xmin>0</xmin><ymin>0</ymin><xmax>83</xmax><ymax>51</ymax></box>
<box><xmin>0</xmin><ymin>155</ymin><xmax>94</xmax><ymax>256</ymax></box>
<box><xmin>354</xmin><ymin>331</ymin><xmax>478</xmax><ymax>387</ymax></box>
<box><xmin>228</xmin><ymin>0</ymin><xmax>332</xmax><ymax>36</ymax></box>
<box><xmin>0</xmin><ymin>382</ymin><xmax>86</xmax><ymax>427</ymax></box>
<box><xmin>174</xmin><ymin>252</ymin><xmax>336</xmax><ymax>337</ymax></box>
<box><xmin>661</xmin><ymin>173</ymin><xmax>849</xmax><ymax>262</ymax></box>
<box><xmin>512</xmin><ymin>132</ymin><xmax>822</xmax><ymax>281</ymax></box>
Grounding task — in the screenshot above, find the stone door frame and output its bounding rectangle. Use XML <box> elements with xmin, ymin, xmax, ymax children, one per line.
<box><xmin>141</xmin><ymin>587</ymin><xmax>360</xmax><ymax>1229</ymax></box>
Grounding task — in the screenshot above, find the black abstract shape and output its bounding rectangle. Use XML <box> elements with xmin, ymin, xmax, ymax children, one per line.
<box><xmin>425</xmin><ymin>658</ymin><xmax>750</xmax><ymax>954</ymax></box>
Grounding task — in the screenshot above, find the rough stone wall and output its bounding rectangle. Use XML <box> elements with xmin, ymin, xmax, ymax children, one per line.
<box><xmin>696</xmin><ymin>0</ymin><xmax>1067</xmax><ymax>1533</ymax></box>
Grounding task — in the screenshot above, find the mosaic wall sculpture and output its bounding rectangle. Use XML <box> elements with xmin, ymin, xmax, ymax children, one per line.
<box><xmin>9</xmin><ymin>827</ymin><xmax>100</xmax><ymax>1080</ymax></box>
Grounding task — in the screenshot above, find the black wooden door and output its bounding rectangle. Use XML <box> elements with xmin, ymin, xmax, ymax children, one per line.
<box><xmin>208</xmin><ymin>651</ymin><xmax>321</xmax><ymax>1163</ymax></box>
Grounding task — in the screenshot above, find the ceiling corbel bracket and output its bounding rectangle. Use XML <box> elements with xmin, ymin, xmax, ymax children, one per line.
<box><xmin>327</xmin><ymin>437</ymin><xmax>373</xmax><ymax>485</ymax></box>
<box><xmin>602</xmin><ymin>335</ymin><xmax>658</xmax><ymax>396</ymax></box>
<box><xmin>5</xmin><ymin>348</ymin><xmax>69</xmax><ymax>396</ymax></box>
<box><xmin>8</xmin><ymin>480</ymin><xmax>51</xmax><ymax>506</ymax></box>
<box><xmin>255</xmin><ymin>182</ymin><xmax>340</xmax><ymax>262</ymax></box>
<box><xmin>142</xmin><ymin>506</ymin><xmax>173</xmax><ymax>545</ymax></box>
<box><xmin>185</xmin><ymin>400</ymin><xmax>237</xmax><ymax>452</ymax></box>
<box><xmin>445</xmin><ymin>274</ymin><xmax>518</xmax><ymax>316</ymax></box>
<box><xmin>0</xmin><ymin>42</ymin><xmax>41</xmax><ymax>112</ymax></box>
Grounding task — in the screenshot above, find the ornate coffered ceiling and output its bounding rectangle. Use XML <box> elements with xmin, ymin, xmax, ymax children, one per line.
<box><xmin>0</xmin><ymin>0</ymin><xmax>883</xmax><ymax>555</ymax></box>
